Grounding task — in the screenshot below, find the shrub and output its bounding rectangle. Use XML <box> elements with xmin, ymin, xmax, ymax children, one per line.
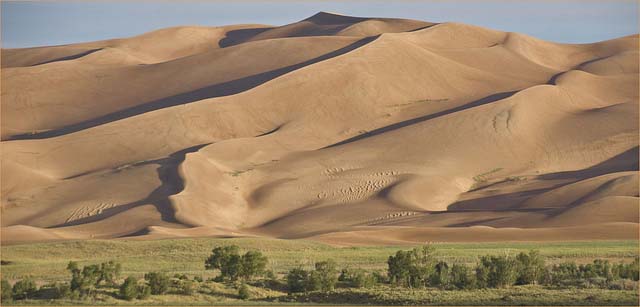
<box><xmin>1</xmin><ymin>279</ymin><xmax>11</xmax><ymax>301</ymax></box>
<box><xmin>238</xmin><ymin>283</ymin><xmax>250</xmax><ymax>300</ymax></box>
<box><xmin>205</xmin><ymin>246</ymin><xmax>269</xmax><ymax>281</ymax></box>
<box><xmin>430</xmin><ymin>261</ymin><xmax>450</xmax><ymax>288</ymax></box>
<box><xmin>239</xmin><ymin>251</ymin><xmax>268</xmax><ymax>281</ymax></box>
<box><xmin>515</xmin><ymin>250</ymin><xmax>546</xmax><ymax>285</ymax></box>
<box><xmin>615</xmin><ymin>258</ymin><xmax>640</xmax><ymax>281</ymax></box>
<box><xmin>310</xmin><ymin>260</ymin><xmax>338</xmax><ymax>291</ymax></box>
<box><xmin>179</xmin><ymin>280</ymin><xmax>194</xmax><ymax>295</ymax></box>
<box><xmin>387</xmin><ymin>250</ymin><xmax>412</xmax><ymax>286</ymax></box>
<box><xmin>372</xmin><ymin>271</ymin><xmax>388</xmax><ymax>284</ymax></box>
<box><xmin>388</xmin><ymin>245</ymin><xmax>436</xmax><ymax>288</ymax></box>
<box><xmin>193</xmin><ymin>276</ymin><xmax>203</xmax><ymax>283</ymax></box>
<box><xmin>205</xmin><ymin>245</ymin><xmax>242</xmax><ymax>281</ymax></box>
<box><xmin>120</xmin><ymin>276</ymin><xmax>139</xmax><ymax>300</ymax></box>
<box><xmin>67</xmin><ymin>260</ymin><xmax>121</xmax><ymax>296</ymax></box>
<box><xmin>629</xmin><ymin>258</ymin><xmax>639</xmax><ymax>281</ymax></box>
<box><xmin>584</xmin><ymin>259</ymin><xmax>613</xmax><ymax>281</ymax></box>
<box><xmin>476</xmin><ymin>255</ymin><xmax>517</xmax><ymax>288</ymax></box>
<box><xmin>98</xmin><ymin>261</ymin><xmax>121</xmax><ymax>286</ymax></box>
<box><xmin>144</xmin><ymin>272</ymin><xmax>170</xmax><ymax>295</ymax></box>
<box><xmin>137</xmin><ymin>284</ymin><xmax>151</xmax><ymax>299</ymax></box>
<box><xmin>450</xmin><ymin>264</ymin><xmax>474</xmax><ymax>289</ymax></box>
<box><xmin>50</xmin><ymin>282</ymin><xmax>72</xmax><ymax>299</ymax></box>
<box><xmin>212</xmin><ymin>275</ymin><xmax>224</xmax><ymax>283</ymax></box>
<box><xmin>12</xmin><ymin>278</ymin><xmax>37</xmax><ymax>300</ymax></box>
<box><xmin>174</xmin><ymin>274</ymin><xmax>189</xmax><ymax>280</ymax></box>
<box><xmin>608</xmin><ymin>279</ymin><xmax>638</xmax><ymax>291</ymax></box>
<box><xmin>287</xmin><ymin>268</ymin><xmax>310</xmax><ymax>293</ymax></box>
<box><xmin>549</xmin><ymin>262</ymin><xmax>579</xmax><ymax>286</ymax></box>
<box><xmin>340</xmin><ymin>268</ymin><xmax>376</xmax><ymax>288</ymax></box>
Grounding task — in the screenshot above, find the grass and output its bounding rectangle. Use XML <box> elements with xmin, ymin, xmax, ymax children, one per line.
<box><xmin>1</xmin><ymin>239</ymin><xmax>638</xmax><ymax>305</ymax></box>
<box><xmin>388</xmin><ymin>98</ymin><xmax>449</xmax><ymax>108</ymax></box>
<box><xmin>5</xmin><ymin>284</ymin><xmax>639</xmax><ymax>306</ymax></box>
<box><xmin>2</xmin><ymin>238</ymin><xmax>638</xmax><ymax>282</ymax></box>
<box><xmin>284</xmin><ymin>286</ymin><xmax>639</xmax><ymax>306</ymax></box>
<box><xmin>471</xmin><ymin>167</ymin><xmax>504</xmax><ymax>189</ymax></box>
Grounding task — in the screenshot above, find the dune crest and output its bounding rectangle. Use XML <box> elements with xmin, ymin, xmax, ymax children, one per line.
<box><xmin>1</xmin><ymin>13</ymin><xmax>638</xmax><ymax>245</ymax></box>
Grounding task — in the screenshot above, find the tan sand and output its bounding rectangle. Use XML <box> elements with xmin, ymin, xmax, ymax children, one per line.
<box><xmin>1</xmin><ymin>12</ymin><xmax>638</xmax><ymax>245</ymax></box>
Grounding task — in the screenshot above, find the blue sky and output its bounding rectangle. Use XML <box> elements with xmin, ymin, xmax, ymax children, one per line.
<box><xmin>2</xmin><ymin>0</ymin><xmax>638</xmax><ymax>48</ymax></box>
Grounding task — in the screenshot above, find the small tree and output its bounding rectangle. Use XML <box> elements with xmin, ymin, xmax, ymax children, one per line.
<box><xmin>144</xmin><ymin>272</ymin><xmax>170</xmax><ymax>295</ymax></box>
<box><xmin>205</xmin><ymin>246</ymin><xmax>242</xmax><ymax>281</ymax></box>
<box><xmin>287</xmin><ymin>268</ymin><xmax>310</xmax><ymax>293</ymax></box>
<box><xmin>205</xmin><ymin>246</ymin><xmax>269</xmax><ymax>282</ymax></box>
<box><xmin>310</xmin><ymin>260</ymin><xmax>338</xmax><ymax>292</ymax></box>
<box><xmin>239</xmin><ymin>251</ymin><xmax>268</xmax><ymax>281</ymax></box>
<box><xmin>67</xmin><ymin>260</ymin><xmax>120</xmax><ymax>296</ymax></box>
<box><xmin>1</xmin><ymin>279</ymin><xmax>12</xmax><ymax>301</ymax></box>
<box><xmin>450</xmin><ymin>264</ymin><xmax>474</xmax><ymax>289</ymax></box>
<box><xmin>12</xmin><ymin>279</ymin><xmax>37</xmax><ymax>300</ymax></box>
<box><xmin>549</xmin><ymin>262</ymin><xmax>580</xmax><ymax>285</ymax></box>
<box><xmin>388</xmin><ymin>245</ymin><xmax>436</xmax><ymax>288</ymax></box>
<box><xmin>238</xmin><ymin>283</ymin><xmax>250</xmax><ymax>300</ymax></box>
<box><xmin>98</xmin><ymin>261</ymin><xmax>121</xmax><ymax>286</ymax></box>
<box><xmin>120</xmin><ymin>276</ymin><xmax>139</xmax><ymax>301</ymax></box>
<box><xmin>387</xmin><ymin>250</ymin><xmax>412</xmax><ymax>286</ymax></box>
<box><xmin>515</xmin><ymin>250</ymin><xmax>546</xmax><ymax>285</ymax></box>
<box><xmin>476</xmin><ymin>255</ymin><xmax>517</xmax><ymax>288</ymax></box>
<box><xmin>430</xmin><ymin>261</ymin><xmax>450</xmax><ymax>289</ymax></box>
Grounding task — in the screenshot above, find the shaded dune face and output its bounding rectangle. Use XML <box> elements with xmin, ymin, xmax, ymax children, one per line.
<box><xmin>1</xmin><ymin>12</ymin><xmax>638</xmax><ymax>245</ymax></box>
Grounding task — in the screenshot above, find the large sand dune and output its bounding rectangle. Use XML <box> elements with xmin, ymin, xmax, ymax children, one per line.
<box><xmin>1</xmin><ymin>13</ymin><xmax>638</xmax><ymax>245</ymax></box>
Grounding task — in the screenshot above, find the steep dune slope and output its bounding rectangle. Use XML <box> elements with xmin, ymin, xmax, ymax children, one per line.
<box><xmin>1</xmin><ymin>13</ymin><xmax>638</xmax><ymax>245</ymax></box>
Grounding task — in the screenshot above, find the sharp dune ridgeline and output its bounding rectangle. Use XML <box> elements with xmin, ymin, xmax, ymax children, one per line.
<box><xmin>1</xmin><ymin>12</ymin><xmax>638</xmax><ymax>245</ymax></box>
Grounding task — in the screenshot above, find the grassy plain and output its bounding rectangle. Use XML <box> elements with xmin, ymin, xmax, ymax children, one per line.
<box><xmin>1</xmin><ymin>239</ymin><xmax>638</xmax><ymax>305</ymax></box>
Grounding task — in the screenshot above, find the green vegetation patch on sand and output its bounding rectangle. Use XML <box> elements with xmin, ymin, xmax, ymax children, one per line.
<box><xmin>2</xmin><ymin>238</ymin><xmax>637</xmax><ymax>283</ymax></box>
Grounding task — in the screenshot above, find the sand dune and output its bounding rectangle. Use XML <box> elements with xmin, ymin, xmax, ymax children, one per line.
<box><xmin>1</xmin><ymin>12</ymin><xmax>638</xmax><ymax>245</ymax></box>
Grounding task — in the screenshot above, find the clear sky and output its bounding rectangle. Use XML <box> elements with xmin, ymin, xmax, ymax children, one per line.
<box><xmin>2</xmin><ymin>0</ymin><xmax>638</xmax><ymax>48</ymax></box>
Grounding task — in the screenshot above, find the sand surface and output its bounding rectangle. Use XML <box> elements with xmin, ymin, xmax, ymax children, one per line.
<box><xmin>1</xmin><ymin>12</ymin><xmax>638</xmax><ymax>245</ymax></box>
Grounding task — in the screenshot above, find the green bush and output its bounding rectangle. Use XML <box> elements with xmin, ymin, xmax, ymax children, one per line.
<box><xmin>387</xmin><ymin>245</ymin><xmax>436</xmax><ymax>288</ymax></box>
<box><xmin>430</xmin><ymin>261</ymin><xmax>450</xmax><ymax>289</ymax></box>
<box><xmin>67</xmin><ymin>260</ymin><xmax>121</xmax><ymax>297</ymax></box>
<box><xmin>310</xmin><ymin>260</ymin><xmax>338</xmax><ymax>291</ymax></box>
<box><xmin>12</xmin><ymin>278</ymin><xmax>37</xmax><ymax>300</ymax></box>
<box><xmin>144</xmin><ymin>272</ymin><xmax>170</xmax><ymax>295</ymax></box>
<box><xmin>340</xmin><ymin>269</ymin><xmax>376</xmax><ymax>288</ymax></box>
<box><xmin>137</xmin><ymin>284</ymin><xmax>151</xmax><ymax>300</ymax></box>
<box><xmin>450</xmin><ymin>264</ymin><xmax>475</xmax><ymax>289</ymax></box>
<box><xmin>372</xmin><ymin>271</ymin><xmax>388</xmax><ymax>284</ymax></box>
<box><xmin>287</xmin><ymin>268</ymin><xmax>310</xmax><ymax>293</ymax></box>
<box><xmin>475</xmin><ymin>255</ymin><xmax>517</xmax><ymax>288</ymax></box>
<box><xmin>515</xmin><ymin>250</ymin><xmax>546</xmax><ymax>285</ymax></box>
<box><xmin>238</xmin><ymin>283</ymin><xmax>250</xmax><ymax>300</ymax></box>
<box><xmin>98</xmin><ymin>261</ymin><xmax>121</xmax><ymax>286</ymax></box>
<box><xmin>549</xmin><ymin>262</ymin><xmax>579</xmax><ymax>286</ymax></box>
<box><xmin>119</xmin><ymin>276</ymin><xmax>139</xmax><ymax>300</ymax></box>
<box><xmin>1</xmin><ymin>279</ymin><xmax>12</xmax><ymax>301</ymax></box>
<box><xmin>240</xmin><ymin>251</ymin><xmax>268</xmax><ymax>281</ymax></box>
<box><xmin>614</xmin><ymin>258</ymin><xmax>639</xmax><ymax>281</ymax></box>
<box><xmin>205</xmin><ymin>245</ymin><xmax>268</xmax><ymax>281</ymax></box>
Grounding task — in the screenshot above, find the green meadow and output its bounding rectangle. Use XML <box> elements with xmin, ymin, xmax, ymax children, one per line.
<box><xmin>1</xmin><ymin>238</ymin><xmax>638</xmax><ymax>305</ymax></box>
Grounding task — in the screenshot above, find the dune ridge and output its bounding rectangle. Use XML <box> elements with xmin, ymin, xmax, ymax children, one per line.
<box><xmin>1</xmin><ymin>12</ymin><xmax>638</xmax><ymax>245</ymax></box>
